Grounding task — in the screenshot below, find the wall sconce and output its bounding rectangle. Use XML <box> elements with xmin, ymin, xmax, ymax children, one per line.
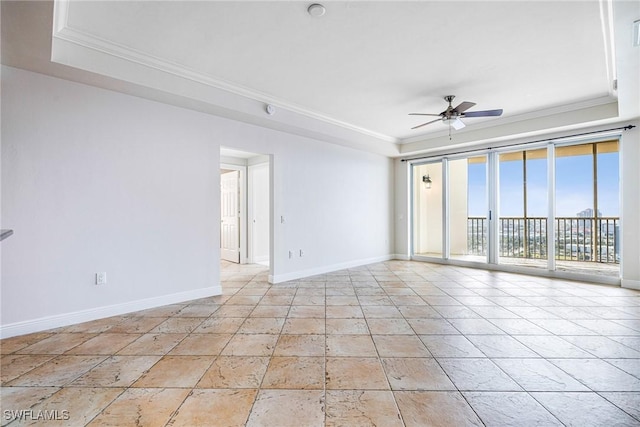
<box><xmin>422</xmin><ymin>174</ymin><xmax>432</xmax><ymax>189</ymax></box>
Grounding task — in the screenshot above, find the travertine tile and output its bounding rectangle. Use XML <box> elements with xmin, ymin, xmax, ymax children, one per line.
<box><xmin>287</xmin><ymin>305</ymin><xmax>326</xmax><ymax>318</ymax></box>
<box><xmin>1</xmin><ymin>354</ymin><xmax>55</xmax><ymax>384</ymax></box>
<box><xmin>282</xmin><ymin>318</ymin><xmax>326</xmax><ymax>334</ymax></box>
<box><xmin>106</xmin><ymin>317</ymin><xmax>164</xmax><ymax>333</ymax></box>
<box><xmin>372</xmin><ymin>335</ymin><xmax>431</xmax><ymax>357</ymax></box>
<box><xmin>174</xmin><ymin>304</ymin><xmax>218</xmax><ymax>317</ymax></box>
<box><xmin>493</xmin><ymin>358</ymin><xmax>589</xmax><ymax>391</ymax></box>
<box><xmin>397</xmin><ymin>305</ymin><xmax>443</xmax><ymax>319</ymax></box>
<box><xmin>0</xmin><ymin>332</ymin><xmax>53</xmax><ymax>355</ymax></box>
<box><xmin>438</xmin><ymin>358</ymin><xmax>522</xmax><ymax>391</ymax></box>
<box><xmin>2</xmin><ymin>259</ymin><xmax>640</xmax><ymax>427</ymax></box>
<box><xmin>531</xmin><ymin>392</ymin><xmax>640</xmax><ymax>427</ymax></box>
<box><xmin>464</xmin><ymin>392</ymin><xmax>562</xmax><ymax>426</ymax></box>
<box><xmin>250</xmin><ymin>305</ymin><xmax>291</xmax><ymax>317</ymax></box>
<box><xmin>561</xmin><ymin>335</ymin><xmax>640</xmax><ymax>358</ymax></box>
<box><xmin>513</xmin><ymin>335</ymin><xmax>595</xmax><ymax>358</ymax></box>
<box><xmin>116</xmin><ymin>333</ymin><xmax>186</xmax><ymax>355</ymax></box>
<box><xmin>66</xmin><ymin>333</ymin><xmax>141</xmax><ymax>355</ymax></box>
<box><xmin>549</xmin><ymin>359</ymin><xmax>640</xmax><ymax>391</ymax></box>
<box><xmin>382</xmin><ymin>357</ymin><xmax>456</xmax><ymax>390</ymax></box>
<box><xmin>17</xmin><ymin>333</ymin><xmax>97</xmax><ymax>355</ymax></box>
<box><xmin>221</xmin><ymin>334</ymin><xmax>279</xmax><ymax>356</ymax></box>
<box><xmin>273</xmin><ymin>334</ymin><xmax>324</xmax><ymax>356</ymax></box>
<box><xmin>419</xmin><ymin>335</ymin><xmax>484</xmax><ymax>358</ymax></box>
<box><xmin>408</xmin><ymin>318</ymin><xmax>459</xmax><ymax>335</ymax></box>
<box><xmin>25</xmin><ymin>387</ymin><xmax>124</xmax><ymax>426</ymax></box>
<box><xmin>326</xmin><ymin>390</ymin><xmax>403</xmax><ymax>427</ymax></box>
<box><xmin>169</xmin><ymin>389</ymin><xmax>257</xmax><ymax>427</ymax></box>
<box><xmin>168</xmin><ymin>333</ymin><xmax>233</xmax><ymax>355</ymax></box>
<box><xmin>197</xmin><ymin>356</ymin><xmax>269</xmax><ymax>388</ymax></box>
<box><xmin>394</xmin><ymin>391</ymin><xmax>483</xmax><ymax>427</ymax></box>
<box><xmin>132</xmin><ymin>355</ymin><xmax>212</xmax><ymax>388</ymax></box>
<box><xmin>326</xmin><ymin>357</ymin><xmax>388</xmax><ymax>389</ymax></box>
<box><xmin>87</xmin><ymin>388</ymin><xmax>189</xmax><ymax>427</ymax></box>
<box><xmin>325</xmin><ymin>318</ymin><xmax>369</xmax><ymax>335</ymax></box>
<box><xmin>0</xmin><ymin>387</ymin><xmax>60</xmax><ymax>426</ymax></box>
<box><xmin>465</xmin><ymin>335</ymin><xmax>540</xmax><ymax>358</ymax></box>
<box><xmin>193</xmin><ymin>317</ymin><xmax>244</xmax><ymax>334</ymax></box>
<box><xmin>261</xmin><ymin>356</ymin><xmax>324</xmax><ymax>389</ymax></box>
<box><xmin>246</xmin><ymin>390</ymin><xmax>324</xmax><ymax>427</ymax></box>
<box><xmin>325</xmin><ymin>305</ymin><xmax>364</xmax><ymax>318</ymax></box>
<box><xmin>598</xmin><ymin>392</ymin><xmax>640</xmax><ymax>421</ymax></box>
<box><xmin>367</xmin><ymin>318</ymin><xmax>415</xmax><ymax>334</ymax></box>
<box><xmin>326</xmin><ymin>334</ymin><xmax>377</xmax><ymax>357</ymax></box>
<box><xmin>71</xmin><ymin>355</ymin><xmax>161</xmax><ymax>387</ymax></box>
<box><xmin>238</xmin><ymin>317</ymin><xmax>285</xmax><ymax>334</ymax></box>
<box><xmin>149</xmin><ymin>317</ymin><xmax>206</xmax><ymax>334</ymax></box>
<box><xmin>8</xmin><ymin>355</ymin><xmax>107</xmax><ymax>386</ymax></box>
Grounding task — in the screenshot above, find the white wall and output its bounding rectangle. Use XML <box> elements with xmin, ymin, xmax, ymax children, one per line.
<box><xmin>1</xmin><ymin>66</ymin><xmax>394</xmax><ymax>337</ymax></box>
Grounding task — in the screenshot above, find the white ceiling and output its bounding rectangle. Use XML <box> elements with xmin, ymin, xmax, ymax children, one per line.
<box><xmin>2</xmin><ymin>1</ymin><xmax>639</xmax><ymax>156</ymax></box>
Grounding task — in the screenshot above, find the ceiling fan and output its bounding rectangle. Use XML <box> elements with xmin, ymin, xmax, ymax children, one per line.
<box><xmin>409</xmin><ymin>95</ymin><xmax>503</xmax><ymax>130</ymax></box>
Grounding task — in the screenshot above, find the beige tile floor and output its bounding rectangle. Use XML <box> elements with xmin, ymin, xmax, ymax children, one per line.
<box><xmin>2</xmin><ymin>260</ymin><xmax>640</xmax><ymax>426</ymax></box>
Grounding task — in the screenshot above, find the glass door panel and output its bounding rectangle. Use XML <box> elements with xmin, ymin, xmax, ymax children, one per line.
<box><xmin>498</xmin><ymin>148</ymin><xmax>548</xmax><ymax>270</ymax></box>
<box><xmin>449</xmin><ymin>155</ymin><xmax>487</xmax><ymax>263</ymax></box>
<box><xmin>555</xmin><ymin>141</ymin><xmax>619</xmax><ymax>277</ymax></box>
<box><xmin>412</xmin><ymin>162</ymin><xmax>443</xmax><ymax>258</ymax></box>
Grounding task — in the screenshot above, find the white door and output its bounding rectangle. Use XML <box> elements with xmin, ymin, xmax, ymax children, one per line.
<box><xmin>221</xmin><ymin>170</ymin><xmax>240</xmax><ymax>263</ymax></box>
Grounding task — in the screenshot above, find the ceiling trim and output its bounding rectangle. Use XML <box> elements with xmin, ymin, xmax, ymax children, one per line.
<box><xmin>52</xmin><ymin>1</ymin><xmax>397</xmax><ymax>144</ymax></box>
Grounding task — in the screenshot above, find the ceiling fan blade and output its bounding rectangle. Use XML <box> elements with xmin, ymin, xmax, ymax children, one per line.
<box><xmin>451</xmin><ymin>118</ymin><xmax>466</xmax><ymax>130</ymax></box>
<box><xmin>411</xmin><ymin>118</ymin><xmax>441</xmax><ymax>129</ymax></box>
<box><xmin>463</xmin><ymin>109</ymin><xmax>503</xmax><ymax>117</ymax></box>
<box><xmin>408</xmin><ymin>113</ymin><xmax>442</xmax><ymax>116</ymax></box>
<box><xmin>453</xmin><ymin>101</ymin><xmax>476</xmax><ymax>114</ymax></box>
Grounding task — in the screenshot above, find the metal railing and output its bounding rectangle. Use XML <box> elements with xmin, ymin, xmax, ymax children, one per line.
<box><xmin>467</xmin><ymin>217</ymin><xmax>619</xmax><ymax>264</ymax></box>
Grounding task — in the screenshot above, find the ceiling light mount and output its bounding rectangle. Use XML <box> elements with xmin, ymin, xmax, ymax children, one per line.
<box><xmin>307</xmin><ymin>3</ymin><xmax>326</xmax><ymax>17</ymax></box>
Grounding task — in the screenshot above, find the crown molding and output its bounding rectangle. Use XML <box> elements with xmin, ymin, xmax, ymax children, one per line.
<box><xmin>51</xmin><ymin>3</ymin><xmax>398</xmax><ymax>146</ymax></box>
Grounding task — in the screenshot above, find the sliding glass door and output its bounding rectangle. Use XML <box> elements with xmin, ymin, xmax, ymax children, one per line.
<box><xmin>412</xmin><ymin>161</ymin><xmax>443</xmax><ymax>258</ymax></box>
<box><xmin>412</xmin><ymin>155</ymin><xmax>488</xmax><ymax>263</ymax></box>
<box><xmin>411</xmin><ymin>138</ymin><xmax>620</xmax><ymax>279</ymax></box>
<box><xmin>497</xmin><ymin>148</ymin><xmax>548</xmax><ymax>270</ymax></box>
<box><xmin>449</xmin><ymin>155</ymin><xmax>487</xmax><ymax>263</ymax></box>
<box><xmin>555</xmin><ymin>141</ymin><xmax>619</xmax><ymax>277</ymax></box>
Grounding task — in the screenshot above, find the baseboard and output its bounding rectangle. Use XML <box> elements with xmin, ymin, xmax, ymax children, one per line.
<box><xmin>0</xmin><ymin>285</ymin><xmax>222</xmax><ymax>339</ymax></box>
<box><xmin>268</xmin><ymin>254</ymin><xmax>394</xmax><ymax>283</ymax></box>
<box><xmin>392</xmin><ymin>254</ymin><xmax>411</xmax><ymax>261</ymax></box>
<box><xmin>621</xmin><ymin>279</ymin><xmax>640</xmax><ymax>290</ymax></box>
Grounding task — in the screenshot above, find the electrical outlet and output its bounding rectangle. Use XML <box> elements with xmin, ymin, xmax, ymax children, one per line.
<box><xmin>96</xmin><ymin>272</ymin><xmax>107</xmax><ymax>285</ymax></box>
<box><xmin>299</xmin><ymin>249</ymin><xmax>304</xmax><ymax>257</ymax></box>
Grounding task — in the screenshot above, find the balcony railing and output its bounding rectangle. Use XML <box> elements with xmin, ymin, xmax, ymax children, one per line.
<box><xmin>468</xmin><ymin>217</ymin><xmax>619</xmax><ymax>264</ymax></box>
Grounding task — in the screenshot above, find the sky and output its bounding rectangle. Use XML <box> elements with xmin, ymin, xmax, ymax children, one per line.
<box><xmin>466</xmin><ymin>151</ymin><xmax>619</xmax><ymax>218</ymax></box>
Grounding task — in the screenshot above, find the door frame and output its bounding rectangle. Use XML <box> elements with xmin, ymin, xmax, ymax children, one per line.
<box><xmin>220</xmin><ymin>163</ymin><xmax>248</xmax><ymax>264</ymax></box>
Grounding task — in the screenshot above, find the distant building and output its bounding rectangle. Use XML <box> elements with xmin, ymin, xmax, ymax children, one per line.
<box><xmin>576</xmin><ymin>208</ymin><xmax>602</xmax><ymax>217</ymax></box>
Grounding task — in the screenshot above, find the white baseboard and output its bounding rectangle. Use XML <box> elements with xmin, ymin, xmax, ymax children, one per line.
<box><xmin>268</xmin><ymin>254</ymin><xmax>394</xmax><ymax>283</ymax></box>
<box><xmin>621</xmin><ymin>279</ymin><xmax>640</xmax><ymax>290</ymax></box>
<box><xmin>0</xmin><ymin>285</ymin><xmax>222</xmax><ymax>339</ymax></box>
<box><xmin>392</xmin><ymin>254</ymin><xmax>411</xmax><ymax>261</ymax></box>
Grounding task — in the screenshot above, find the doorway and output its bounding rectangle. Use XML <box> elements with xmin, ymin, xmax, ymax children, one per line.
<box><xmin>220</xmin><ymin>147</ymin><xmax>271</xmax><ymax>269</ymax></box>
